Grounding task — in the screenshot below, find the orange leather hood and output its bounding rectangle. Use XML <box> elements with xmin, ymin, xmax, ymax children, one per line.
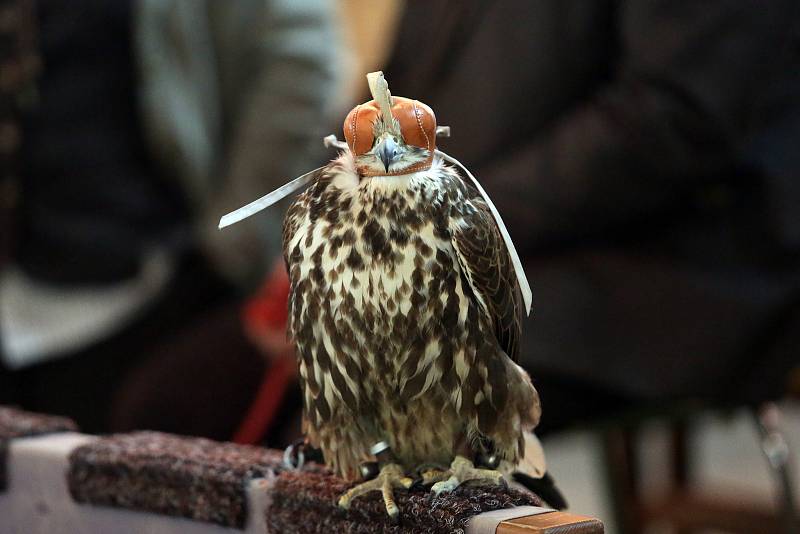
<box><xmin>343</xmin><ymin>96</ymin><xmax>436</xmax><ymax>156</ymax></box>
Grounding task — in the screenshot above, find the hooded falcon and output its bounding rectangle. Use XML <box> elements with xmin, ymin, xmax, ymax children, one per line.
<box><xmin>281</xmin><ymin>73</ymin><xmax>540</xmax><ymax>517</ymax></box>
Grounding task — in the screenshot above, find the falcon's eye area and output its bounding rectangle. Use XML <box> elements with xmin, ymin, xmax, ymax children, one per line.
<box><xmin>371</xmin><ymin>133</ymin><xmax>402</xmax><ymax>150</ymax></box>
<box><xmin>368</xmin><ymin>133</ymin><xmax>403</xmax><ymax>171</ymax></box>
<box><xmin>351</xmin><ymin>136</ymin><xmax>374</xmax><ymax>157</ymax></box>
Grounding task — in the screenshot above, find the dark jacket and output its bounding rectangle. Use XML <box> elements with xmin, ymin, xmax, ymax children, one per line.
<box><xmin>18</xmin><ymin>0</ymin><xmax>183</xmax><ymax>284</ymax></box>
<box><xmin>384</xmin><ymin>0</ymin><xmax>800</xmax><ymax>403</ymax></box>
<box><xmin>12</xmin><ymin>0</ymin><xmax>341</xmax><ymax>287</ymax></box>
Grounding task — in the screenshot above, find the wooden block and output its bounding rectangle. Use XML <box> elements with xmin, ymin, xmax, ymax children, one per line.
<box><xmin>497</xmin><ymin>511</ymin><xmax>604</xmax><ymax>533</ymax></box>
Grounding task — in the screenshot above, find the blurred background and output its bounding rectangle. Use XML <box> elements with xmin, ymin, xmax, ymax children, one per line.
<box><xmin>0</xmin><ymin>1</ymin><xmax>798</xmax><ymax>532</ymax></box>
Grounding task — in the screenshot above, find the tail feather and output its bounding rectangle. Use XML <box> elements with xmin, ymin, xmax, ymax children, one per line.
<box><xmin>512</xmin><ymin>471</ymin><xmax>568</xmax><ymax>510</ymax></box>
<box><xmin>518</xmin><ymin>432</ymin><xmax>547</xmax><ymax>478</ymax></box>
<box><xmin>512</xmin><ymin>432</ymin><xmax>567</xmax><ymax>510</ymax></box>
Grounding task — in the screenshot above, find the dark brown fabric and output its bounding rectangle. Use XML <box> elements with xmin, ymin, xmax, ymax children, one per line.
<box><xmin>268</xmin><ymin>469</ymin><xmax>540</xmax><ymax>534</ymax></box>
<box><xmin>0</xmin><ymin>0</ymin><xmax>39</xmax><ymax>268</ymax></box>
<box><xmin>0</xmin><ymin>405</ymin><xmax>77</xmax><ymax>491</ymax></box>
<box><xmin>109</xmin><ymin>300</ymin><xmax>266</xmax><ymax>442</ymax></box>
<box><xmin>17</xmin><ymin>0</ymin><xmax>187</xmax><ymax>285</ymax></box>
<box><xmin>67</xmin><ymin>432</ymin><xmax>285</xmax><ymax>529</ymax></box>
<box><xmin>384</xmin><ymin>0</ymin><xmax>800</xmax><ymax>407</ymax></box>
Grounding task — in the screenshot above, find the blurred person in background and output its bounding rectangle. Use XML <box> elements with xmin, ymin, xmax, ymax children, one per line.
<box><xmin>372</xmin><ymin>0</ymin><xmax>800</xmax><ymax>433</ymax></box>
<box><xmin>0</xmin><ymin>0</ymin><xmax>342</xmax><ymax>437</ymax></box>
<box><xmin>236</xmin><ymin>0</ymin><xmax>800</xmax><ymax>447</ymax></box>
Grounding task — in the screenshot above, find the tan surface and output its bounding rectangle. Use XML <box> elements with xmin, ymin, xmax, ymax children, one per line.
<box><xmin>497</xmin><ymin>511</ymin><xmax>604</xmax><ymax>533</ymax></box>
<box><xmin>336</xmin><ymin>0</ymin><xmax>404</xmax><ymax>103</ymax></box>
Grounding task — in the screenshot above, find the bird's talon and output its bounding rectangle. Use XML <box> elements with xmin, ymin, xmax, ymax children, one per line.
<box><xmin>428</xmin><ymin>456</ymin><xmax>505</xmax><ymax>494</ymax></box>
<box><xmin>337</xmin><ymin>463</ymin><xmax>411</xmax><ymax>517</ymax></box>
<box><xmin>420</xmin><ymin>468</ymin><xmax>449</xmax><ymax>485</ymax></box>
<box><xmin>431</xmin><ymin>476</ymin><xmax>459</xmax><ymax>495</ymax></box>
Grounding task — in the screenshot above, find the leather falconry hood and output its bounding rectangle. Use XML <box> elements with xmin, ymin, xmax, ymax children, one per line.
<box><xmin>343</xmin><ymin>72</ymin><xmax>436</xmax><ymax>176</ymax></box>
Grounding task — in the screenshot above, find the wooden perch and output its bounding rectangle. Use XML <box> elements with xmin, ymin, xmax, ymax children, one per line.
<box><xmin>494</xmin><ymin>512</ymin><xmax>604</xmax><ymax>533</ymax></box>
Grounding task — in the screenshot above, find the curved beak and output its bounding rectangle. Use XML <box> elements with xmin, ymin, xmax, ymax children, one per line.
<box><xmin>377</xmin><ymin>136</ymin><xmax>399</xmax><ymax>171</ymax></box>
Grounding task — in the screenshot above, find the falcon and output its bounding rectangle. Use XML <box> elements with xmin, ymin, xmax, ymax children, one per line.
<box><xmin>279</xmin><ymin>73</ymin><xmax>541</xmax><ymax>517</ymax></box>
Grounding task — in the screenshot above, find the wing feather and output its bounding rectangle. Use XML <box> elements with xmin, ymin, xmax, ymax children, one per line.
<box><xmin>450</xmin><ymin>195</ymin><xmax>523</xmax><ymax>361</ymax></box>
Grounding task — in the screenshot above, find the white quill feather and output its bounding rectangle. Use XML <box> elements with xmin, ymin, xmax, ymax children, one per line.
<box><xmin>366</xmin><ymin>71</ymin><xmax>400</xmax><ymax>135</ymax></box>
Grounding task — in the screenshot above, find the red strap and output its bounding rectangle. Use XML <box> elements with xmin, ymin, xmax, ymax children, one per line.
<box><xmin>232</xmin><ymin>357</ymin><xmax>295</xmax><ymax>444</ymax></box>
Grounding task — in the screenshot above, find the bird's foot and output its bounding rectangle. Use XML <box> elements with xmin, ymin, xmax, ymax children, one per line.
<box><xmin>419</xmin><ymin>466</ymin><xmax>450</xmax><ymax>485</ymax></box>
<box><xmin>430</xmin><ymin>455</ymin><xmax>505</xmax><ymax>495</ymax></box>
<box><xmin>338</xmin><ymin>463</ymin><xmax>414</xmax><ymax>520</ymax></box>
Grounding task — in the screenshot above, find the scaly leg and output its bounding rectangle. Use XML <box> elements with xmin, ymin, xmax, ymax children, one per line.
<box><xmin>338</xmin><ymin>463</ymin><xmax>414</xmax><ymax>519</ymax></box>
<box><xmin>420</xmin><ymin>466</ymin><xmax>450</xmax><ymax>486</ymax></box>
<box><xmin>430</xmin><ymin>455</ymin><xmax>505</xmax><ymax>494</ymax></box>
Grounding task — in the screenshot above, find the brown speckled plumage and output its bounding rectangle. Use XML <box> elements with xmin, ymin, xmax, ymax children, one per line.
<box><xmin>283</xmin><ymin>151</ymin><xmax>540</xmax><ymax>479</ymax></box>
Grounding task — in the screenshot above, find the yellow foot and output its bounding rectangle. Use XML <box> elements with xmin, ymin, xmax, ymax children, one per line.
<box><xmin>430</xmin><ymin>455</ymin><xmax>505</xmax><ymax>495</ymax></box>
<box><xmin>337</xmin><ymin>463</ymin><xmax>414</xmax><ymax>519</ymax></box>
<box><xmin>419</xmin><ymin>467</ymin><xmax>449</xmax><ymax>486</ymax></box>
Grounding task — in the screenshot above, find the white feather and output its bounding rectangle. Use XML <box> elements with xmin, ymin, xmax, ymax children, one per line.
<box><xmin>517</xmin><ymin>432</ymin><xmax>547</xmax><ymax>478</ymax></box>
<box><xmin>366</xmin><ymin>71</ymin><xmax>399</xmax><ymax>135</ymax></box>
